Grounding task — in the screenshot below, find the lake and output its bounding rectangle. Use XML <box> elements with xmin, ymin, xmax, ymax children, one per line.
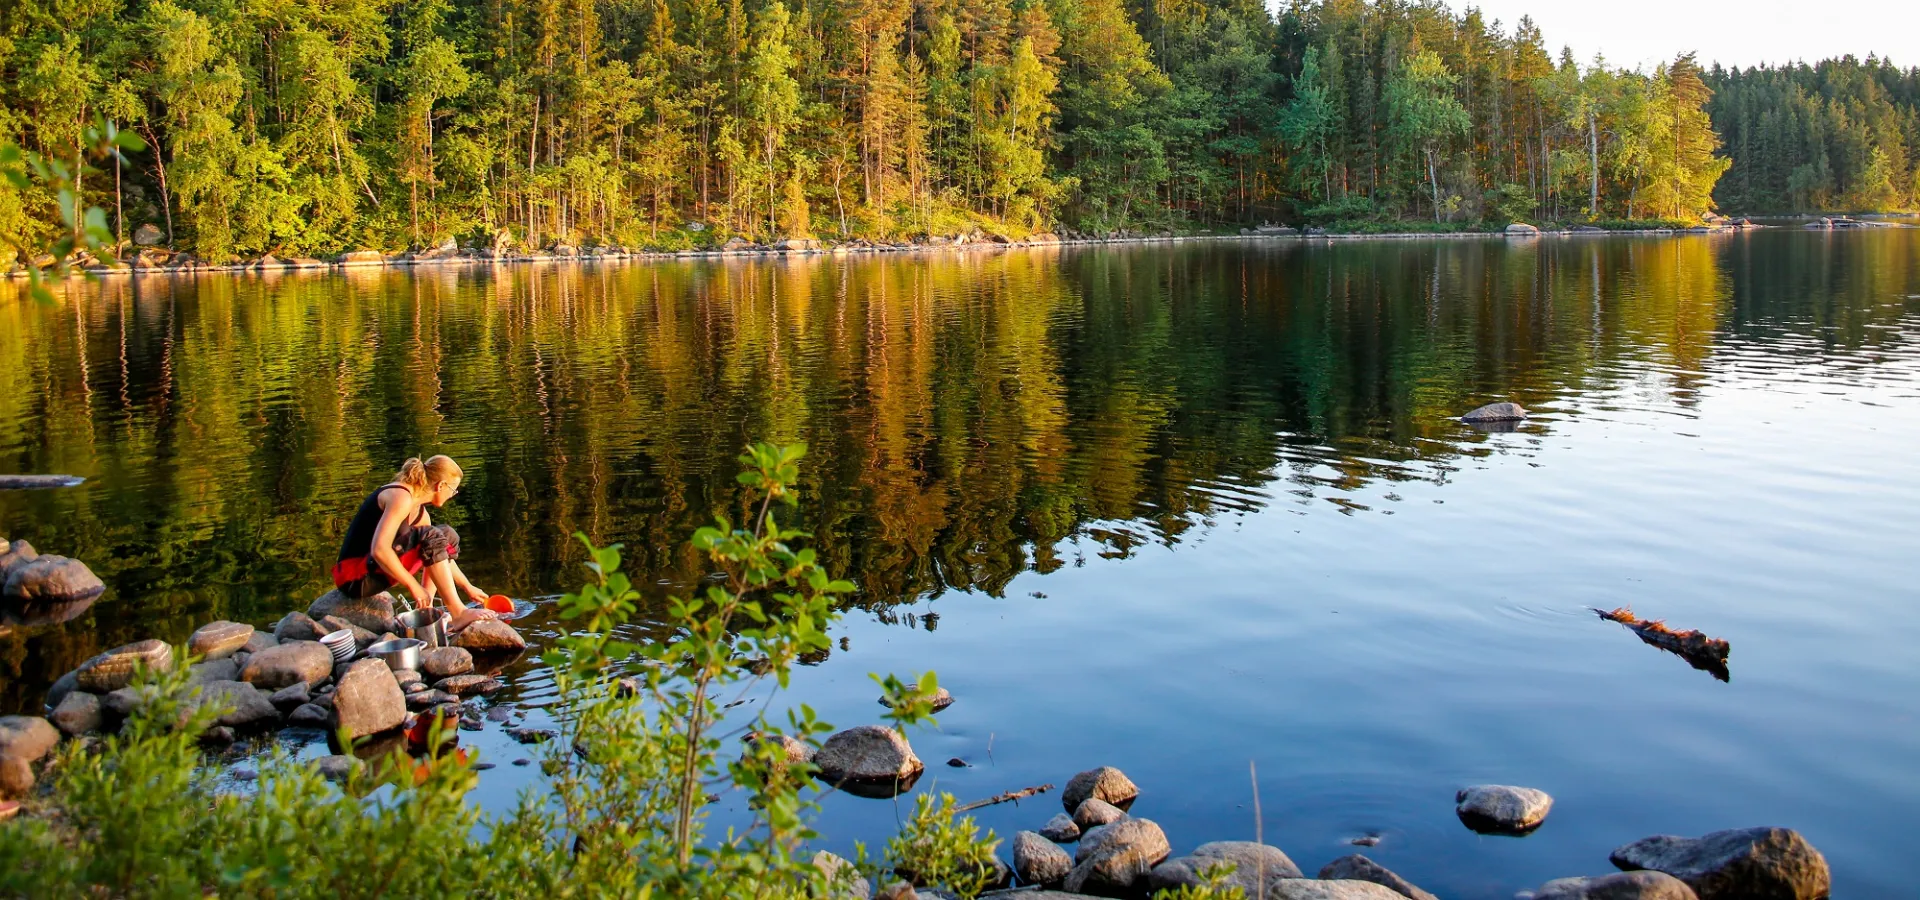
<box><xmin>4</xmin><ymin>230</ymin><xmax>1918</xmax><ymax>898</ymax></box>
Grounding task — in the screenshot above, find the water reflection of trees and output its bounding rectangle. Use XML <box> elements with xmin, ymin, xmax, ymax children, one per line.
<box><xmin>3</xmin><ymin>232</ymin><xmax>1918</xmax><ymax>710</ymax></box>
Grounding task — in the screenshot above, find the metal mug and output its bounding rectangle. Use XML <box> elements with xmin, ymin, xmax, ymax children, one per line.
<box><xmin>397</xmin><ymin>607</ymin><xmax>448</xmax><ymax>648</ymax></box>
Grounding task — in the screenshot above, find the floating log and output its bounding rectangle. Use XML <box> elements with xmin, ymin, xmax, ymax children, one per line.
<box><xmin>956</xmin><ymin>783</ymin><xmax>1054</xmax><ymax>812</ymax></box>
<box><xmin>0</xmin><ymin>475</ymin><xmax>84</xmax><ymax>490</ymax></box>
<box><xmin>1595</xmin><ymin>607</ymin><xmax>1731</xmax><ymax>681</ymax></box>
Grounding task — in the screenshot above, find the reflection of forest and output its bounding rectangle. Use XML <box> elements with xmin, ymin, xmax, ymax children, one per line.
<box><xmin>2</xmin><ymin>232</ymin><xmax>1916</xmax><ymax>710</ymax></box>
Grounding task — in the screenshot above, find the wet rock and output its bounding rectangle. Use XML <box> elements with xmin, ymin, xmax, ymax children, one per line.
<box><xmin>44</xmin><ymin>670</ymin><xmax>80</xmax><ymax>711</ymax></box>
<box><xmin>76</xmin><ymin>639</ymin><xmax>175</xmax><ymax>692</ymax></box>
<box><xmin>188</xmin><ymin>658</ymin><xmax>240</xmax><ymax>684</ymax></box>
<box><xmin>274</xmin><ymin>611</ymin><xmax>326</xmax><ymax>643</ymax></box>
<box><xmin>243</xmin><ymin>631</ymin><xmax>279</xmax><ymax>654</ymax></box>
<box><xmin>192</xmin><ymin>681</ymin><xmax>279</xmax><ymax>728</ymax></box>
<box><xmin>50</xmin><ymin>691</ymin><xmax>103</xmax><ymax>736</ymax></box>
<box><xmin>408</xmin><ymin>690</ymin><xmax>457</xmax><ymax>710</ymax></box>
<box><xmin>1040</xmin><ymin>813</ymin><xmax>1081</xmax><ymax>843</ymax></box>
<box><xmin>422</xmin><ymin>647</ymin><xmax>473</xmax><ymax>679</ymax></box>
<box><xmin>1525</xmin><ymin>871</ymin><xmax>1700</xmax><ymax>900</ymax></box>
<box><xmin>436</xmin><ymin>675</ymin><xmax>500</xmax><ymax>696</ymax></box>
<box><xmin>878</xmin><ymin>685</ymin><xmax>955</xmax><ymax>712</ymax></box>
<box><xmin>0</xmin><ymin>716</ymin><xmax>61</xmax><ymax>766</ymax></box>
<box><xmin>188</xmin><ymin>621</ymin><xmax>254</xmax><ymax>660</ymax></box>
<box><xmin>1065</xmin><ymin>818</ymin><xmax>1170</xmax><ymax>894</ymax></box>
<box><xmin>814</xmin><ymin>850</ymin><xmax>871</xmax><ymax>899</ymax></box>
<box><xmin>240</xmin><ymin>640</ymin><xmax>334</xmax><ymax>690</ymax></box>
<box><xmin>287</xmin><ymin>703</ymin><xmax>331</xmax><ymax>727</ymax></box>
<box><xmin>307</xmin><ymin>589</ymin><xmax>400</xmax><ymax>635</ymax></box>
<box><xmin>1460</xmin><ymin>402</ymin><xmax>1530</xmax><ymax>424</ymax></box>
<box><xmin>453</xmin><ymin>618</ymin><xmax>527</xmax><ymax>651</ymax></box>
<box><xmin>1014</xmin><ymin>831</ymin><xmax>1074</xmax><ymax>885</ymax></box>
<box><xmin>1318</xmin><ymin>854</ymin><xmax>1438</xmax><ymax>900</ymax></box>
<box><xmin>314</xmin><ymin>754</ymin><xmax>360</xmax><ymax>782</ymax></box>
<box><xmin>2</xmin><ymin>555</ymin><xmax>106</xmax><ymax>603</ymax></box>
<box><xmin>1062</xmin><ymin>766</ymin><xmax>1139</xmax><ymax>813</ymax></box>
<box><xmin>1074</xmin><ymin>798</ymin><xmax>1127</xmax><ymax>830</ymax></box>
<box><xmin>815</xmin><ymin>725</ymin><xmax>924</xmax><ymax>783</ymax></box>
<box><xmin>268</xmin><ymin>682</ymin><xmax>311</xmax><ymax>712</ymax></box>
<box><xmin>331</xmin><ymin>658</ymin><xmax>407</xmax><ymax>740</ymax></box>
<box><xmin>1609</xmin><ymin>827</ymin><xmax>1828</xmax><ymax>900</ymax></box>
<box><xmin>1149</xmin><ymin>842</ymin><xmax>1303</xmax><ymax>896</ymax></box>
<box><xmin>1456</xmin><ymin>784</ymin><xmax>1553</xmax><ymax>834</ymax></box>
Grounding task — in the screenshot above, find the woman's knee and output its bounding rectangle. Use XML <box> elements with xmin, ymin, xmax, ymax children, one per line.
<box><xmin>420</xmin><ymin>525</ymin><xmax>461</xmax><ymax>565</ymax></box>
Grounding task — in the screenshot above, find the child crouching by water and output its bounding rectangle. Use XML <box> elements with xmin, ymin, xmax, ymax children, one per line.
<box><xmin>332</xmin><ymin>455</ymin><xmax>500</xmax><ymax>631</ymax></box>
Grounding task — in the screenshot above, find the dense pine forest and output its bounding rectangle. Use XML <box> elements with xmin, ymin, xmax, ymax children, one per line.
<box><xmin>1</xmin><ymin>0</ymin><xmax>1916</xmax><ymax>262</ymax></box>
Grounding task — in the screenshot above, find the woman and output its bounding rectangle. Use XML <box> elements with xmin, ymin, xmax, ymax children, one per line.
<box><xmin>332</xmin><ymin>455</ymin><xmax>499</xmax><ymax>631</ymax></box>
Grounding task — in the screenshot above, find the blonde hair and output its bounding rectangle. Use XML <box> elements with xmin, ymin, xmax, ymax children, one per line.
<box><xmin>394</xmin><ymin>455</ymin><xmax>463</xmax><ymax>499</ymax></box>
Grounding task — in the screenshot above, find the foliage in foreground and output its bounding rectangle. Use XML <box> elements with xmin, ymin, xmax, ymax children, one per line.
<box><xmin>0</xmin><ymin>443</ymin><xmax>983</xmax><ymax>899</ymax></box>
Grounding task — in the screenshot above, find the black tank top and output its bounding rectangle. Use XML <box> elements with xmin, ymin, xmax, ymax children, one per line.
<box><xmin>337</xmin><ymin>484</ymin><xmax>423</xmax><ymax>562</ymax></box>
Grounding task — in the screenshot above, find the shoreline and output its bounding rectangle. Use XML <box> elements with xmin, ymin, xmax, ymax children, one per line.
<box><xmin>10</xmin><ymin>219</ymin><xmax>1909</xmax><ymax>281</ymax></box>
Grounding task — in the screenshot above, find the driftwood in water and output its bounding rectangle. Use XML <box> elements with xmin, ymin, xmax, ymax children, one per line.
<box><xmin>0</xmin><ymin>475</ymin><xmax>85</xmax><ymax>490</ymax></box>
<box><xmin>956</xmin><ymin>783</ymin><xmax>1053</xmax><ymax>812</ymax></box>
<box><xmin>1595</xmin><ymin>607</ymin><xmax>1731</xmax><ymax>681</ymax></box>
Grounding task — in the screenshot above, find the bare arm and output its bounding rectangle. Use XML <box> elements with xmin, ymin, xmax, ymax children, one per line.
<box><xmin>369</xmin><ymin>489</ymin><xmax>430</xmax><ymax>606</ymax></box>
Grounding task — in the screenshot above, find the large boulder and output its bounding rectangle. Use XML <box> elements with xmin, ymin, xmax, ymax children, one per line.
<box><xmin>188</xmin><ymin>621</ymin><xmax>254</xmax><ymax>660</ymax></box>
<box><xmin>1064</xmin><ymin>818</ymin><xmax>1171</xmax><ymax>894</ymax></box>
<box><xmin>422</xmin><ymin>646</ymin><xmax>473</xmax><ymax>679</ymax></box>
<box><xmin>1148</xmin><ymin>842</ymin><xmax>1303</xmax><ymax>896</ymax></box>
<box><xmin>1455</xmin><ymin>784</ymin><xmax>1552</xmax><ymax>834</ymax></box>
<box><xmin>1525</xmin><ymin>871</ymin><xmax>1699</xmax><ymax>900</ymax></box>
<box><xmin>274</xmin><ymin>611</ymin><xmax>326</xmax><ymax>643</ymax></box>
<box><xmin>3</xmin><ymin>555</ymin><xmax>106</xmax><ymax>602</ymax></box>
<box><xmin>190</xmin><ymin>681</ymin><xmax>280</xmax><ymax>728</ymax></box>
<box><xmin>1014</xmin><ymin>831</ymin><xmax>1074</xmax><ymax>885</ymax></box>
<box><xmin>1317</xmin><ymin>855</ymin><xmax>1438</xmax><ymax>900</ymax></box>
<box><xmin>453</xmin><ymin>618</ymin><xmax>527</xmax><ymax>652</ymax></box>
<box><xmin>1460</xmin><ymin>402</ymin><xmax>1530</xmax><ymax>424</ymax></box>
<box><xmin>306</xmin><ymin>589</ymin><xmax>400</xmax><ymax>635</ymax></box>
<box><xmin>814</xmin><ymin>725</ymin><xmax>923</xmax><ymax>784</ymax></box>
<box><xmin>1062</xmin><ymin>766</ymin><xmax>1139</xmax><ymax>812</ymax></box>
<box><xmin>1609</xmin><ymin>827</ymin><xmax>1829</xmax><ymax>900</ymax></box>
<box><xmin>75</xmin><ymin>639</ymin><xmax>175</xmax><ymax>692</ymax></box>
<box><xmin>331</xmin><ymin>658</ymin><xmax>407</xmax><ymax>739</ymax></box>
<box><xmin>239</xmin><ymin>640</ymin><xmax>333</xmax><ymax>690</ymax></box>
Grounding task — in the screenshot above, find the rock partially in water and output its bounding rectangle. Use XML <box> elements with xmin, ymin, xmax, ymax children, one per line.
<box><xmin>3</xmin><ymin>555</ymin><xmax>105</xmax><ymax>603</ymax></box>
<box><xmin>1062</xmin><ymin>766</ymin><xmax>1139</xmax><ymax>813</ymax></box>
<box><xmin>274</xmin><ymin>611</ymin><xmax>326</xmax><ymax>643</ymax></box>
<box><xmin>192</xmin><ymin>680</ymin><xmax>280</xmax><ymax>729</ymax></box>
<box><xmin>267</xmin><ymin>682</ymin><xmax>311</xmax><ymax>712</ymax></box>
<box><xmin>1524</xmin><ymin>871</ymin><xmax>1699</xmax><ymax>900</ymax></box>
<box><xmin>878</xmin><ymin>684</ymin><xmax>954</xmax><ymax>713</ymax></box>
<box><xmin>50</xmin><ymin>691</ymin><xmax>103</xmax><ymax>736</ymax></box>
<box><xmin>287</xmin><ymin>703</ymin><xmax>331</xmax><ymax>727</ymax></box>
<box><xmin>76</xmin><ymin>639</ymin><xmax>175</xmax><ymax>693</ymax></box>
<box><xmin>1456</xmin><ymin>784</ymin><xmax>1553</xmax><ymax>834</ymax></box>
<box><xmin>0</xmin><ymin>540</ymin><xmax>37</xmax><ymax>579</ymax></box>
<box><xmin>1149</xmin><ymin>841</ymin><xmax>1303</xmax><ymax>896</ymax></box>
<box><xmin>188</xmin><ymin>621</ymin><xmax>254</xmax><ymax>660</ymax></box>
<box><xmin>453</xmin><ymin>618</ymin><xmax>527</xmax><ymax>651</ymax></box>
<box><xmin>1074</xmin><ymin>797</ymin><xmax>1127</xmax><ymax>830</ymax></box>
<box><xmin>1460</xmin><ymin>402</ymin><xmax>1530</xmax><ymax>424</ymax></box>
<box><xmin>813</xmin><ymin>850</ymin><xmax>871</xmax><ymax>899</ymax></box>
<box><xmin>240</xmin><ymin>641</ymin><xmax>334</xmax><ymax>690</ymax></box>
<box><xmin>408</xmin><ymin>690</ymin><xmax>457</xmax><ymax>710</ymax></box>
<box><xmin>314</xmin><ymin>754</ymin><xmax>360</xmax><ymax>783</ymax></box>
<box><xmin>1040</xmin><ymin>812</ymin><xmax>1081</xmax><ymax>843</ymax></box>
<box><xmin>331</xmin><ymin>658</ymin><xmax>407</xmax><ymax>739</ymax></box>
<box><xmin>306</xmin><ymin>589</ymin><xmax>400</xmax><ymax>635</ymax></box>
<box><xmin>1065</xmin><ymin>818</ymin><xmax>1170</xmax><ymax>894</ymax></box>
<box><xmin>422</xmin><ymin>647</ymin><xmax>473</xmax><ymax>679</ymax></box>
<box><xmin>436</xmin><ymin>674</ymin><xmax>501</xmax><ymax>696</ymax></box>
<box><xmin>1014</xmin><ymin>830</ymin><xmax>1073</xmax><ymax>885</ymax></box>
<box><xmin>1609</xmin><ymin>827</ymin><xmax>1828</xmax><ymax>900</ymax></box>
<box><xmin>743</xmin><ymin>732</ymin><xmax>814</xmax><ymax>773</ymax></box>
<box><xmin>815</xmin><ymin>725</ymin><xmax>924</xmax><ymax>784</ymax></box>
<box><xmin>1318</xmin><ymin>854</ymin><xmax>1438</xmax><ymax>900</ymax></box>
<box><xmin>1506</xmin><ymin>223</ymin><xmax>1541</xmax><ymax>236</ymax></box>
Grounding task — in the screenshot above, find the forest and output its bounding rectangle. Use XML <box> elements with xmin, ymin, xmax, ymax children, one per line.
<box><xmin>1</xmin><ymin>0</ymin><xmax>1915</xmax><ymax>262</ymax></box>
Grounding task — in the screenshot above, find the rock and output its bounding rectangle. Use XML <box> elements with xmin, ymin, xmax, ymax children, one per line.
<box><xmin>306</xmin><ymin>589</ymin><xmax>400</xmax><ymax>635</ymax></box>
<box><xmin>268</xmin><ymin>682</ymin><xmax>311</xmax><ymax>712</ymax></box>
<box><xmin>721</xmin><ymin>236</ymin><xmax>754</xmax><ymax>251</ymax></box>
<box><xmin>1</xmin><ymin>758</ymin><xmax>34</xmax><ymax>799</ymax></box>
<box><xmin>239</xmin><ymin>640</ymin><xmax>334</xmax><ymax>690</ymax></box>
<box><xmin>330</xmin><ymin>658</ymin><xmax>407</xmax><ymax>739</ymax></box>
<box><xmin>422</xmin><ymin>647</ymin><xmax>473</xmax><ymax>679</ymax></box>
<box><xmin>1062</xmin><ymin>766</ymin><xmax>1138</xmax><ymax>812</ymax></box>
<box><xmin>774</xmin><ymin>238</ymin><xmax>820</xmax><ymax>252</ymax></box>
<box><xmin>230</xmin><ymin>651</ymin><xmax>251</xmax><ymax>670</ymax></box>
<box><xmin>1455</xmin><ymin>784</ymin><xmax>1553</xmax><ymax>834</ymax></box>
<box><xmin>192</xmin><ymin>681</ymin><xmax>280</xmax><ymax>728</ymax></box>
<box><xmin>338</xmin><ymin>249</ymin><xmax>384</xmax><ymax>265</ymax></box>
<box><xmin>0</xmin><ymin>539</ymin><xmax>36</xmax><ymax>579</ymax></box>
<box><xmin>188</xmin><ymin>658</ymin><xmax>241</xmax><ymax>684</ymax></box>
<box><xmin>1529</xmin><ymin>871</ymin><xmax>1700</xmax><ymax>900</ymax></box>
<box><xmin>188</xmin><ymin>621</ymin><xmax>254</xmax><ymax>659</ymax></box>
<box><xmin>1506</xmin><ymin>222</ymin><xmax>1541</xmax><ymax>235</ymax></box>
<box><xmin>1265</xmin><ymin>882</ymin><xmax>1410</xmax><ymax>900</ymax></box>
<box><xmin>814</xmin><ymin>725</ymin><xmax>924</xmax><ymax>783</ymax></box>
<box><xmin>1609</xmin><ymin>827</ymin><xmax>1828</xmax><ymax>900</ymax></box>
<box><xmin>391</xmin><ymin>668</ymin><xmax>425</xmax><ymax>689</ymax></box>
<box><xmin>1149</xmin><ymin>842</ymin><xmax>1304</xmax><ymax>896</ymax></box>
<box><xmin>243</xmin><ymin>631</ymin><xmax>278</xmax><ymax>654</ymax></box>
<box><xmin>287</xmin><ymin>703</ymin><xmax>331</xmax><ymax>727</ymax></box>
<box><xmin>1014</xmin><ymin>831</ymin><xmax>1074</xmax><ymax>885</ymax></box>
<box><xmin>102</xmin><ymin>687</ymin><xmax>143</xmax><ymax>719</ymax></box>
<box><xmin>1074</xmin><ymin>798</ymin><xmax>1127</xmax><ymax>830</ymax></box>
<box><xmin>1318</xmin><ymin>854</ymin><xmax>1438</xmax><ymax>900</ymax></box>
<box><xmin>3</xmin><ymin>555</ymin><xmax>106</xmax><ymax>602</ymax></box>
<box><xmin>408</xmin><ymin>690</ymin><xmax>457</xmax><ymax>710</ymax></box>
<box><xmin>435</xmin><ymin>674</ymin><xmax>500</xmax><ymax>696</ymax></box>
<box><xmin>319</xmin><ymin>615</ymin><xmax>377</xmax><ymax>648</ymax></box>
<box><xmin>0</xmin><ymin>716</ymin><xmax>60</xmax><ymax>766</ymax></box>
<box><xmin>44</xmin><ymin>669</ymin><xmax>80</xmax><ymax>711</ymax></box>
<box><xmin>1040</xmin><ymin>813</ymin><xmax>1081</xmax><ymax>843</ymax></box>
<box><xmin>814</xmin><ymin>850</ymin><xmax>871</xmax><ymax>899</ymax></box>
<box><xmin>75</xmin><ymin>639</ymin><xmax>174</xmax><ymax>692</ymax></box>
<box><xmin>1461</xmin><ymin>402</ymin><xmax>1530</xmax><ymax>423</ymax></box>
<box><xmin>133</xmin><ymin>223</ymin><xmax>165</xmax><ymax>246</ymax></box>
<box><xmin>744</xmin><ymin>732</ymin><xmax>814</xmax><ymax>772</ymax></box>
<box><xmin>274</xmin><ymin>611</ymin><xmax>326</xmax><ymax>643</ymax></box>
<box><xmin>50</xmin><ymin>691</ymin><xmax>103</xmax><ymax>736</ymax></box>
<box><xmin>1065</xmin><ymin>818</ymin><xmax>1171</xmax><ymax>894</ymax></box>
<box><xmin>878</xmin><ymin>685</ymin><xmax>954</xmax><ymax>713</ymax></box>
<box><xmin>314</xmin><ymin>754</ymin><xmax>360</xmax><ymax>782</ymax></box>
<box><xmin>453</xmin><ymin>618</ymin><xmax>527</xmax><ymax>651</ymax></box>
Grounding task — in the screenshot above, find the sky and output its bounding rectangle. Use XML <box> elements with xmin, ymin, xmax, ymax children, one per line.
<box><xmin>1449</xmin><ymin>0</ymin><xmax>1920</xmax><ymax>71</ymax></box>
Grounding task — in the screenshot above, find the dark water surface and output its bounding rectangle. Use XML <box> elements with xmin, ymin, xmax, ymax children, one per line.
<box><xmin>4</xmin><ymin>231</ymin><xmax>1919</xmax><ymax>897</ymax></box>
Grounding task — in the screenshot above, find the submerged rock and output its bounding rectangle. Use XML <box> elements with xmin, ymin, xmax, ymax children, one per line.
<box><xmin>1609</xmin><ymin>827</ymin><xmax>1828</xmax><ymax>900</ymax></box>
<box><xmin>1062</xmin><ymin>766</ymin><xmax>1139</xmax><ymax>813</ymax></box>
<box><xmin>1524</xmin><ymin>871</ymin><xmax>1699</xmax><ymax>900</ymax></box>
<box><xmin>1318</xmin><ymin>854</ymin><xmax>1438</xmax><ymax>900</ymax></box>
<box><xmin>1461</xmin><ymin>402</ymin><xmax>1530</xmax><ymax>424</ymax></box>
<box><xmin>3</xmin><ymin>555</ymin><xmax>106</xmax><ymax>603</ymax></box>
<box><xmin>76</xmin><ymin>639</ymin><xmax>175</xmax><ymax>693</ymax></box>
<box><xmin>1014</xmin><ymin>830</ymin><xmax>1074</xmax><ymax>885</ymax></box>
<box><xmin>815</xmin><ymin>725</ymin><xmax>923</xmax><ymax>784</ymax></box>
<box><xmin>1456</xmin><ymin>784</ymin><xmax>1553</xmax><ymax>834</ymax></box>
<box><xmin>1149</xmin><ymin>841</ymin><xmax>1303</xmax><ymax>896</ymax></box>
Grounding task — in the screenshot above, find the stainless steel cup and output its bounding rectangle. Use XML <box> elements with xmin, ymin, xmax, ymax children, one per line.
<box><xmin>398</xmin><ymin>607</ymin><xmax>447</xmax><ymax>648</ymax></box>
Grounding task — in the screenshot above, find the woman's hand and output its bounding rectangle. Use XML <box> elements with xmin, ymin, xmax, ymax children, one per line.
<box><xmin>465</xmin><ymin>584</ymin><xmax>489</xmax><ymax>606</ymax></box>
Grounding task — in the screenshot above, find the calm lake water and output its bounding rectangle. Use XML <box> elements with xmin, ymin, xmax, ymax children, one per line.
<box><xmin>4</xmin><ymin>231</ymin><xmax>1919</xmax><ymax>897</ymax></box>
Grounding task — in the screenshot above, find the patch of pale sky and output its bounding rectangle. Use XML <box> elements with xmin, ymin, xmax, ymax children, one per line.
<box><xmin>1440</xmin><ymin>0</ymin><xmax>1919</xmax><ymax>72</ymax></box>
